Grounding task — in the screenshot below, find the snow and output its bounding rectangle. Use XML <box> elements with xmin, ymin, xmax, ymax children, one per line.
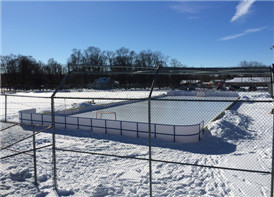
<box><xmin>0</xmin><ymin>89</ymin><xmax>166</xmax><ymax>122</ymax></box>
<box><xmin>226</xmin><ymin>77</ymin><xmax>271</xmax><ymax>83</ymax></box>
<box><xmin>0</xmin><ymin>90</ymin><xmax>273</xmax><ymax>196</ymax></box>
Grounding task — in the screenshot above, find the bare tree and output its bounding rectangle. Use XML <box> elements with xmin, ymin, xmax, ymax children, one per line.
<box><xmin>135</xmin><ymin>50</ymin><xmax>168</xmax><ymax>68</ymax></box>
<box><xmin>170</xmin><ymin>58</ymin><xmax>184</xmax><ymax>67</ymax></box>
<box><xmin>84</xmin><ymin>46</ymin><xmax>107</xmax><ymax>71</ymax></box>
<box><xmin>239</xmin><ymin>60</ymin><xmax>267</xmax><ymax>68</ymax></box>
<box><xmin>113</xmin><ymin>47</ymin><xmax>135</xmax><ymax>68</ymax></box>
<box><xmin>67</xmin><ymin>49</ymin><xmax>83</xmax><ymax>71</ymax></box>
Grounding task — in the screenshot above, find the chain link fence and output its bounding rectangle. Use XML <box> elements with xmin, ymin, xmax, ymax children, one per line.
<box><xmin>1</xmin><ymin>66</ymin><xmax>273</xmax><ymax>196</ymax></box>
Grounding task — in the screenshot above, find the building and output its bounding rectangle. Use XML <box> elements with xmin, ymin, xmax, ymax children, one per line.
<box><xmin>88</xmin><ymin>77</ymin><xmax>119</xmax><ymax>89</ymax></box>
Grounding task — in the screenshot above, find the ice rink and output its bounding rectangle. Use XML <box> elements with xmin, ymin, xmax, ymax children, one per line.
<box><xmin>71</xmin><ymin>96</ymin><xmax>238</xmax><ymax>126</ymax></box>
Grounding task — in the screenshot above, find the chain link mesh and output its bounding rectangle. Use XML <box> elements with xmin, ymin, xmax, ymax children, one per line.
<box><xmin>1</xmin><ymin>67</ymin><xmax>273</xmax><ymax>196</ymax></box>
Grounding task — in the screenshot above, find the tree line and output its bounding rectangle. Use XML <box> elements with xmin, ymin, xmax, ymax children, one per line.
<box><xmin>67</xmin><ymin>46</ymin><xmax>185</xmax><ymax>71</ymax></box>
<box><xmin>1</xmin><ymin>46</ymin><xmax>185</xmax><ymax>90</ymax></box>
<box><xmin>0</xmin><ymin>46</ymin><xmax>268</xmax><ymax>90</ymax></box>
<box><xmin>1</xmin><ymin>55</ymin><xmax>66</xmax><ymax>90</ymax></box>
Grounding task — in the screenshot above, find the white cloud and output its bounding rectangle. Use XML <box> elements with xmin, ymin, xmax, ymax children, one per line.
<box><xmin>187</xmin><ymin>16</ymin><xmax>200</xmax><ymax>20</ymax></box>
<box><xmin>170</xmin><ymin>2</ymin><xmax>207</xmax><ymax>14</ymax></box>
<box><xmin>231</xmin><ymin>0</ymin><xmax>256</xmax><ymax>23</ymax></box>
<box><xmin>244</xmin><ymin>27</ymin><xmax>266</xmax><ymax>33</ymax></box>
<box><xmin>219</xmin><ymin>26</ymin><xmax>266</xmax><ymax>41</ymax></box>
<box><xmin>220</xmin><ymin>33</ymin><xmax>246</xmax><ymax>41</ymax></box>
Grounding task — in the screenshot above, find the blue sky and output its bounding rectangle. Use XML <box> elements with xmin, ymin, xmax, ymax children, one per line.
<box><xmin>1</xmin><ymin>0</ymin><xmax>273</xmax><ymax>67</ymax></box>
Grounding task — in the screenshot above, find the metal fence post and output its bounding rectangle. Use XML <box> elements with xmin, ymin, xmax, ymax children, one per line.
<box><xmin>49</xmin><ymin>71</ymin><xmax>71</xmax><ymax>191</ymax></box>
<box><xmin>270</xmin><ymin>64</ymin><xmax>274</xmax><ymax>197</ymax></box>
<box><xmin>51</xmin><ymin>97</ymin><xmax>57</xmax><ymax>190</ymax></box>
<box><xmin>32</xmin><ymin>126</ymin><xmax>38</xmax><ymax>185</ymax></box>
<box><xmin>271</xmin><ymin>66</ymin><xmax>274</xmax><ymax>197</ymax></box>
<box><xmin>271</xmin><ymin>64</ymin><xmax>274</xmax><ymax>99</ymax></box>
<box><xmin>5</xmin><ymin>94</ymin><xmax>7</xmax><ymax>122</ymax></box>
<box><xmin>148</xmin><ymin>65</ymin><xmax>161</xmax><ymax>197</ymax></box>
<box><xmin>148</xmin><ymin>97</ymin><xmax>153</xmax><ymax>197</ymax></box>
<box><xmin>173</xmin><ymin>125</ymin><xmax>176</xmax><ymax>142</ymax></box>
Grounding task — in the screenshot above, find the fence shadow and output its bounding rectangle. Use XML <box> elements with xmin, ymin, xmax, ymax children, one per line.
<box><xmin>158</xmin><ymin>128</ymin><xmax>237</xmax><ymax>155</ymax></box>
<box><xmin>229</xmin><ymin>101</ymin><xmax>242</xmax><ymax>111</ymax></box>
<box><xmin>21</xmin><ymin>125</ymin><xmax>237</xmax><ymax>155</ymax></box>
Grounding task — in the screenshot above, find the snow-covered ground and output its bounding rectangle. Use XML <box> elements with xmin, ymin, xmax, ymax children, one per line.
<box><xmin>0</xmin><ymin>90</ymin><xmax>273</xmax><ymax>196</ymax></box>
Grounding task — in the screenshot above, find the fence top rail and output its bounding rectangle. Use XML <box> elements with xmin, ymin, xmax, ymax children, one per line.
<box><xmin>52</xmin><ymin>95</ymin><xmax>273</xmax><ymax>103</ymax></box>
<box><xmin>4</xmin><ymin>94</ymin><xmax>273</xmax><ymax>103</ymax></box>
<box><xmin>69</xmin><ymin>65</ymin><xmax>272</xmax><ymax>76</ymax></box>
<box><xmin>54</xmin><ymin>96</ymin><xmax>148</xmax><ymax>100</ymax></box>
<box><xmin>3</xmin><ymin>94</ymin><xmax>51</xmax><ymax>99</ymax></box>
<box><xmin>152</xmin><ymin>98</ymin><xmax>274</xmax><ymax>103</ymax></box>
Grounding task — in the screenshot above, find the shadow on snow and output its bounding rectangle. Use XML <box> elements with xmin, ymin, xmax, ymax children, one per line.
<box><xmin>21</xmin><ymin>125</ymin><xmax>237</xmax><ymax>155</ymax></box>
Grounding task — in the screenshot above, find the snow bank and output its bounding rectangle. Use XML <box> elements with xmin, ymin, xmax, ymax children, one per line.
<box><xmin>167</xmin><ymin>90</ymin><xmax>239</xmax><ymax>98</ymax></box>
